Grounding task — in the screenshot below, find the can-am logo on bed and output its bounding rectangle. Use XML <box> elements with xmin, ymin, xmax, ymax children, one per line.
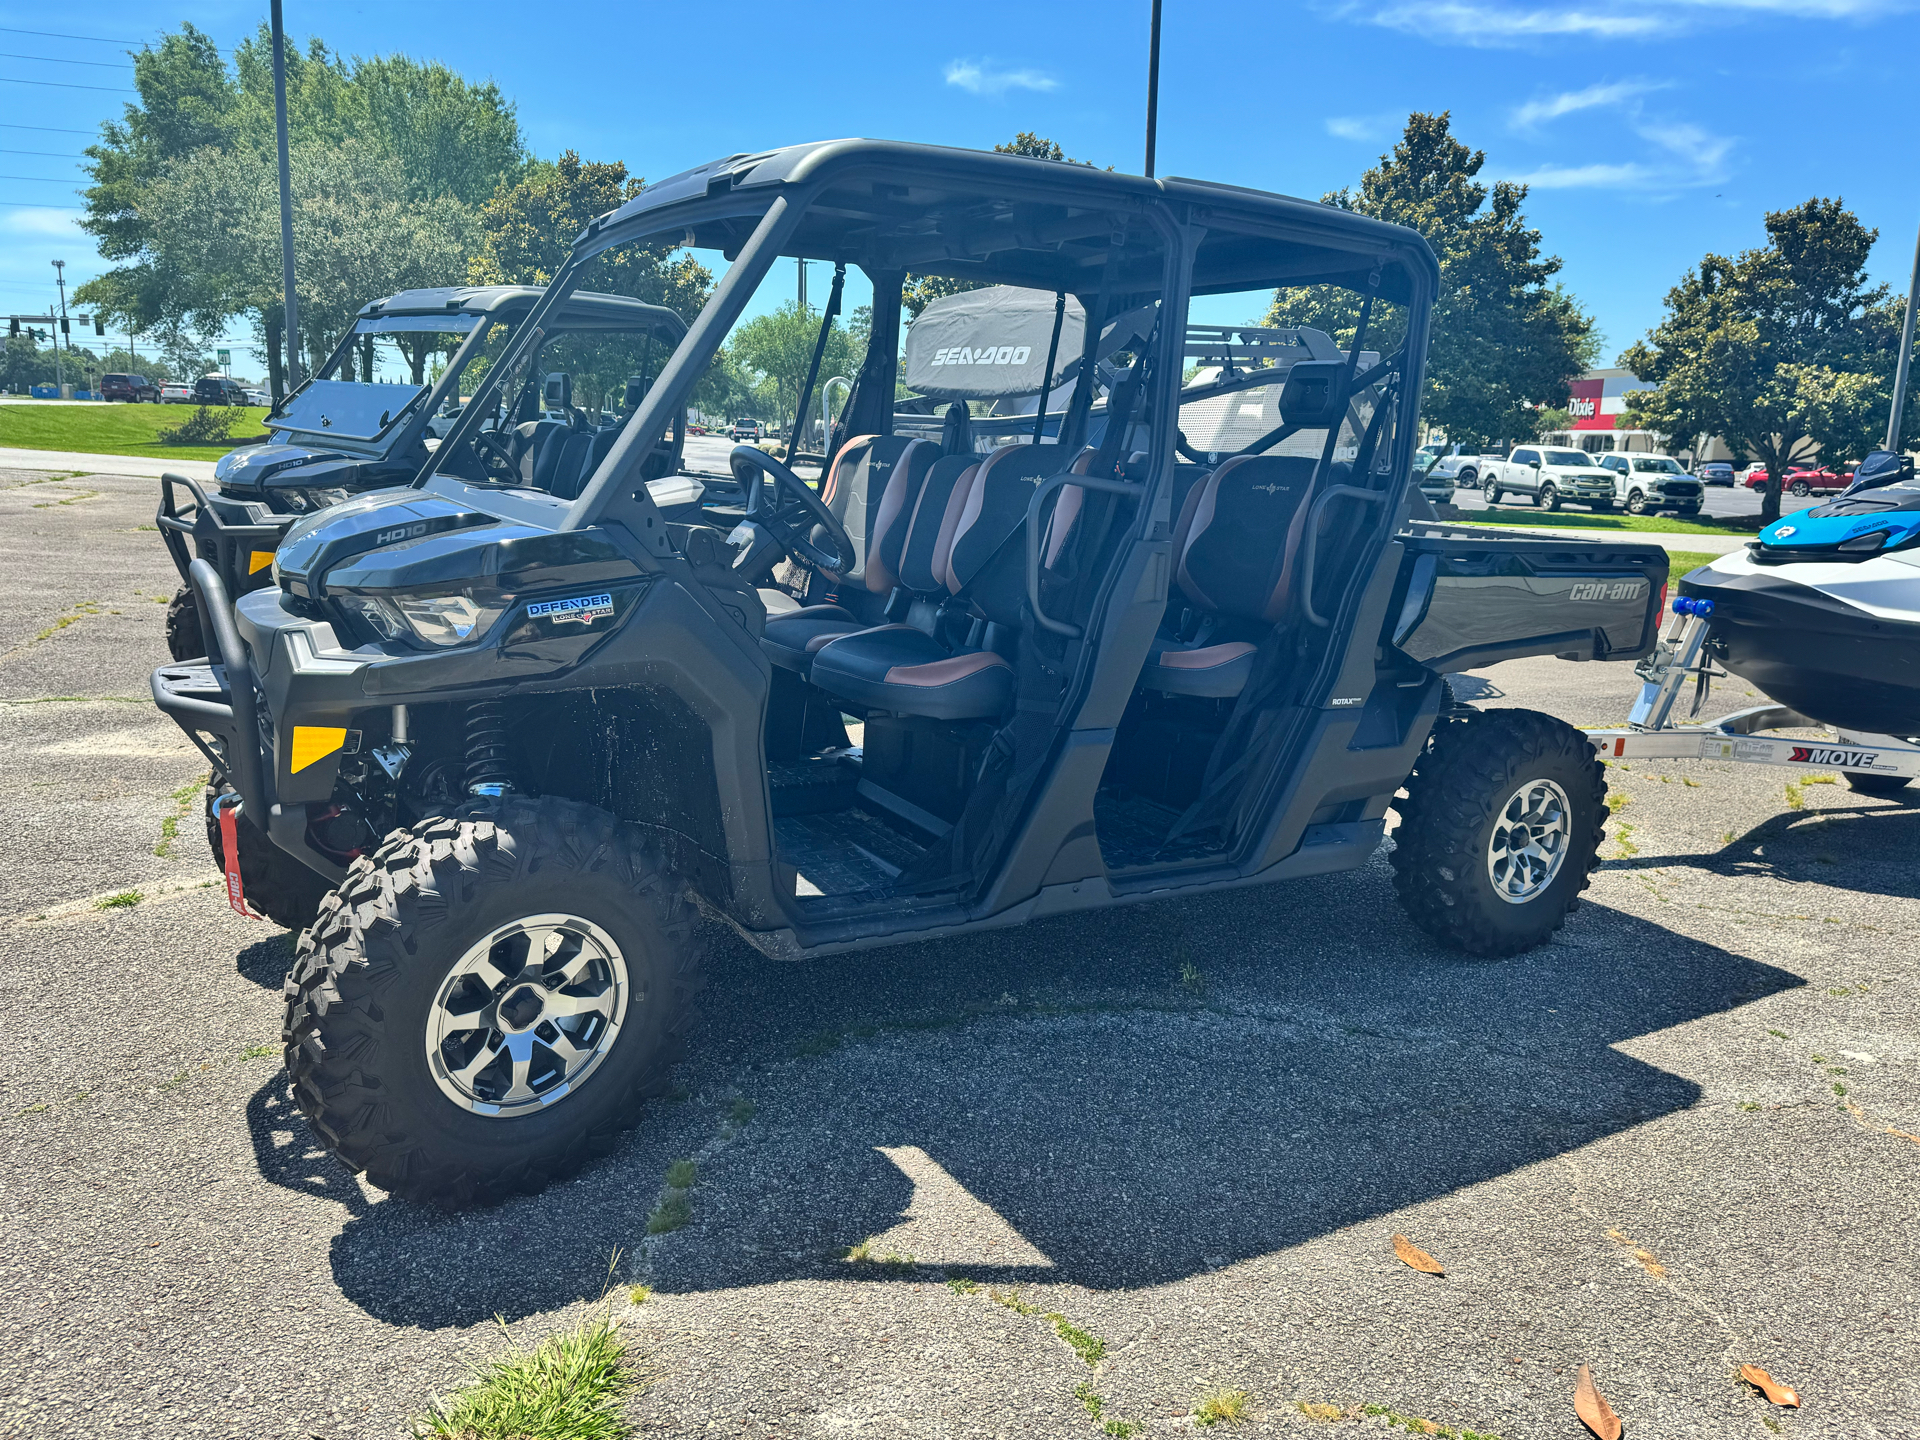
<box><xmin>1568</xmin><ymin>580</ymin><xmax>1647</xmax><ymax>602</ymax></box>
<box><xmin>929</xmin><ymin>344</ymin><xmax>1033</xmax><ymax>367</ymax></box>
<box><xmin>526</xmin><ymin>592</ymin><xmax>615</xmax><ymax>625</ymax></box>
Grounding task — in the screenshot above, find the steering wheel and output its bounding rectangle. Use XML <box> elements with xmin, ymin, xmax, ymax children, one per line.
<box><xmin>728</xmin><ymin>444</ymin><xmax>853</xmax><ymax>577</ymax></box>
<box><xmin>474</xmin><ymin>426</ymin><xmax>519</xmax><ymax>477</ymax></box>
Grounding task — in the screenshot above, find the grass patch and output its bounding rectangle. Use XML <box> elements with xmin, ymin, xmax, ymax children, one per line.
<box><xmin>979</xmin><ymin>1288</ymin><xmax>1105</xmax><ymax>1365</ymax></box>
<box><xmin>627</xmin><ymin>1284</ymin><xmax>650</xmax><ymax>1305</ymax></box>
<box><xmin>1661</xmin><ymin>549</ymin><xmax>1725</xmax><ymax>578</ymax></box>
<box><xmin>1103</xmin><ymin>1423</ymin><xmax>1142</xmax><ymax>1438</ymax></box>
<box><xmin>645</xmin><ymin>1190</ymin><xmax>691</xmax><ymax>1235</ymax></box>
<box><xmin>95</xmin><ymin>890</ymin><xmax>143</xmax><ymax>910</ymax></box>
<box><xmin>1361</xmin><ymin>1403</ymin><xmax>1499</xmax><ymax>1439</ymax></box>
<box><xmin>1605</xmin><ymin>791</ymin><xmax>1631</xmax><ymax>814</ymax></box>
<box><xmin>414</xmin><ymin>1312</ymin><xmax>633</xmax><ymax>1440</ymax></box>
<box><xmin>724</xmin><ymin>1095</ymin><xmax>756</xmax><ymax>1125</ymax></box>
<box><xmin>0</xmin><ymin>400</ymin><xmax>270</xmax><ymax>461</ymax></box>
<box><xmin>1195</xmin><ymin>1389</ymin><xmax>1252</xmax><ymax>1426</ymax></box>
<box><xmin>31</xmin><ymin>487</ymin><xmax>100</xmax><ymax>509</ymax></box>
<box><xmin>1076</xmin><ymin>1382</ymin><xmax>1104</xmax><ymax>1417</ymax></box>
<box><xmin>843</xmin><ymin>1236</ymin><xmax>915</xmax><ymax>1269</ymax></box>
<box><xmin>29</xmin><ymin>600</ymin><xmax>101</xmax><ymax>645</ymax></box>
<box><xmin>1611</xmin><ymin>822</ymin><xmax>1640</xmax><ymax>857</ymax></box>
<box><xmin>663</xmin><ymin>1158</ymin><xmax>697</xmax><ymax>1190</ymax></box>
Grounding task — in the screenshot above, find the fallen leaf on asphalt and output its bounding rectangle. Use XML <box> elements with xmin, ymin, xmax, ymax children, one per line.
<box><xmin>1740</xmin><ymin>1364</ymin><xmax>1802</xmax><ymax>1407</ymax></box>
<box><xmin>1573</xmin><ymin>1364</ymin><xmax>1622</xmax><ymax>1440</ymax></box>
<box><xmin>1392</xmin><ymin>1233</ymin><xmax>1445</xmax><ymax>1275</ymax></box>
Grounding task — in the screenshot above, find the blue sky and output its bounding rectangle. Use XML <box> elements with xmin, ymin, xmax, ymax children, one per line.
<box><xmin>0</xmin><ymin>0</ymin><xmax>1914</xmax><ymax>373</ymax></box>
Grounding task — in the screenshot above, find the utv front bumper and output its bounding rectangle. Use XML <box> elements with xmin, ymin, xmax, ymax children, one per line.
<box><xmin>152</xmin><ymin>560</ymin><xmax>365</xmax><ymax>882</ymax></box>
<box><xmin>156</xmin><ymin>472</ymin><xmax>294</xmax><ymax>604</ymax></box>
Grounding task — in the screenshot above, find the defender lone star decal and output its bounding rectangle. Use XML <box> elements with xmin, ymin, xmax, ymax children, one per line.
<box><xmin>527</xmin><ymin>593</ymin><xmax>616</xmax><ymax>625</ymax></box>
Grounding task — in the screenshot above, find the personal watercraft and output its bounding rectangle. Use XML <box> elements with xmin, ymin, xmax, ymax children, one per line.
<box><xmin>1678</xmin><ymin>451</ymin><xmax>1919</xmax><ymax>739</ymax></box>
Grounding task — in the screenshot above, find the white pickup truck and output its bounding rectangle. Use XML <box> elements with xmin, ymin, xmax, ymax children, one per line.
<box><xmin>1465</xmin><ymin>445</ymin><xmax>1619</xmax><ymax>512</ymax></box>
<box><xmin>1596</xmin><ymin>452</ymin><xmax>1705</xmax><ymax>515</ymax></box>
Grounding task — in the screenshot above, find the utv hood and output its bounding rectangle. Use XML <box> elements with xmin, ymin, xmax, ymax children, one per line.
<box><xmin>214</xmin><ymin>440</ymin><xmax>353</xmax><ymax>493</ymax></box>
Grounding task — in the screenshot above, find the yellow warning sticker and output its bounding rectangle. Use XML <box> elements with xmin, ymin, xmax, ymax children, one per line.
<box><xmin>289</xmin><ymin>726</ymin><xmax>347</xmax><ymax>773</ymax></box>
<box><xmin>248</xmin><ymin>550</ymin><xmax>276</xmax><ymax>574</ymax></box>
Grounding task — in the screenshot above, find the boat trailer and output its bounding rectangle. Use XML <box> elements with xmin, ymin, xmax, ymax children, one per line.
<box><xmin>1582</xmin><ymin>597</ymin><xmax>1919</xmax><ymax>782</ymax></box>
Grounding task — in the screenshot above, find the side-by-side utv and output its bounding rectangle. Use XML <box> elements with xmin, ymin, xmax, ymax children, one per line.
<box><xmin>157</xmin><ymin>286</ymin><xmax>687</xmax><ymax>661</ymax></box>
<box><xmin>151</xmin><ymin>139</ymin><xmax>1667</xmax><ymax>1206</ymax></box>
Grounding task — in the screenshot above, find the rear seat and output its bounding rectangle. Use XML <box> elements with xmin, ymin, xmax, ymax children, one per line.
<box><xmin>1137</xmin><ymin>453</ymin><xmax>1319</xmax><ymax>697</ymax></box>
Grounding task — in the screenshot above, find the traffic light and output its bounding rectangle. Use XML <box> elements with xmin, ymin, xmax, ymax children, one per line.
<box><xmin>94</xmin><ymin>317</ymin><xmax>105</xmax><ymax>336</ymax></box>
<box><xmin>7</xmin><ymin>318</ymin><xmax>16</xmax><ymax>338</ymax></box>
<box><xmin>59</xmin><ymin>317</ymin><xmax>69</xmax><ymax>336</ymax></box>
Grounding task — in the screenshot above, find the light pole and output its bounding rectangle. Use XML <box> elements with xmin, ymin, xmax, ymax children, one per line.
<box><xmin>50</xmin><ymin>260</ymin><xmax>66</xmax><ymax>395</ymax></box>
<box><xmin>271</xmin><ymin>0</ymin><xmax>302</xmax><ymax>395</ymax></box>
<box><xmin>1887</xmin><ymin>231</ymin><xmax>1919</xmax><ymax>454</ymax></box>
<box><xmin>1144</xmin><ymin>0</ymin><xmax>1163</xmax><ymax>178</ymax></box>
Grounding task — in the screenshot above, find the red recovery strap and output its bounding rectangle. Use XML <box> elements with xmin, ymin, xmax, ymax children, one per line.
<box><xmin>215</xmin><ymin>794</ymin><xmax>259</xmax><ymax>920</ymax></box>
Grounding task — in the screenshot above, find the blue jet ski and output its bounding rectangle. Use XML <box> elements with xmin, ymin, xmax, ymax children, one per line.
<box><xmin>1679</xmin><ymin>451</ymin><xmax>1920</xmax><ymax>739</ymax></box>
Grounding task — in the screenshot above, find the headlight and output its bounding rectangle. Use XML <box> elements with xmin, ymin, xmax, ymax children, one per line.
<box><xmin>391</xmin><ymin>591</ymin><xmax>513</xmax><ymax>647</ymax></box>
<box><xmin>335</xmin><ymin>594</ymin><xmax>409</xmax><ymax>643</ymax></box>
<box><xmin>1839</xmin><ymin>529</ymin><xmax>1890</xmax><ymax>552</ymax></box>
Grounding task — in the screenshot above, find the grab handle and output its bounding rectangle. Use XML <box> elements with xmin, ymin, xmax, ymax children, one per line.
<box><xmin>1025</xmin><ymin>472</ymin><xmax>1142</xmax><ymax>638</ymax></box>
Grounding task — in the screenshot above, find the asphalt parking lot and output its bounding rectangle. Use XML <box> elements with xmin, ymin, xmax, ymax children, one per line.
<box><xmin>1</xmin><ymin>463</ymin><xmax>1914</xmax><ymax>1440</ymax></box>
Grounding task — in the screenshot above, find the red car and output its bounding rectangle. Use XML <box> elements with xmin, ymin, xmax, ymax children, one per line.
<box><xmin>1744</xmin><ymin>465</ymin><xmax>1852</xmax><ymax>496</ymax></box>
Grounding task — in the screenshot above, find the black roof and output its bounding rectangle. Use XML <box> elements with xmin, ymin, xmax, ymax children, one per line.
<box><xmin>358</xmin><ymin>285</ymin><xmax>686</xmax><ymax>334</ymax></box>
<box><xmin>579</xmin><ymin>138</ymin><xmax>1438</xmax><ymax>304</ymax></box>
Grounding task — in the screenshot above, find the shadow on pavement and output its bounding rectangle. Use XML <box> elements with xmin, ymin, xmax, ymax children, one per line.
<box><xmin>276</xmin><ymin>869</ymin><xmax>1805</xmax><ymax>1330</ymax></box>
<box><xmin>234</xmin><ymin>933</ymin><xmax>297</xmax><ymax>990</ymax></box>
<box><xmin>1604</xmin><ymin>799</ymin><xmax>1918</xmax><ymax>898</ymax></box>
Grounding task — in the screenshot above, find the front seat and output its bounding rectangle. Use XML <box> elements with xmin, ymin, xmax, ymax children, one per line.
<box><xmin>758</xmin><ymin>435</ymin><xmax>940</xmax><ymax>674</ymax></box>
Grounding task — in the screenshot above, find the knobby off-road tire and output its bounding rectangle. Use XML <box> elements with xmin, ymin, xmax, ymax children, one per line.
<box><xmin>165</xmin><ymin>584</ymin><xmax>205</xmax><ymax>663</ymax></box>
<box><xmin>203</xmin><ymin>781</ymin><xmax>331</xmax><ymax>932</ymax></box>
<box><xmin>282</xmin><ymin>795</ymin><xmax>700</xmax><ymax>1208</ymax></box>
<box><xmin>1390</xmin><ymin>708</ymin><xmax>1607</xmax><ymax>957</ymax></box>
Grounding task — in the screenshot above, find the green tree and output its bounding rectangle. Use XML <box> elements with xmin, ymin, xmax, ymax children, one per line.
<box><xmin>468</xmin><ymin>151</ymin><xmax>710</xmax><ymax>319</ymax></box>
<box><xmin>76</xmin><ymin>23</ymin><xmax>523</xmax><ymax>393</ymax></box>
<box><xmin>1622</xmin><ymin>197</ymin><xmax>1909</xmax><ymax>523</ymax></box>
<box><xmin>729</xmin><ymin>302</ymin><xmax>854</xmax><ymax>434</ymax></box>
<box><xmin>903</xmin><ymin>132</ymin><xmax>1093</xmax><ymax>316</ymax></box>
<box><xmin>1265</xmin><ymin>112</ymin><xmax>1598</xmax><ymax>453</ymax></box>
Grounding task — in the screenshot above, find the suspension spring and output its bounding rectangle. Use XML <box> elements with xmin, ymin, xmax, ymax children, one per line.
<box><xmin>463</xmin><ymin>699</ymin><xmax>514</xmax><ymax>795</ymax></box>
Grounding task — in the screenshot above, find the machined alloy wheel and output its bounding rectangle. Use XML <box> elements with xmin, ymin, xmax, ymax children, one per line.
<box><xmin>1484</xmin><ymin>778</ymin><xmax>1571</xmax><ymax>903</ymax></box>
<box><xmin>1390</xmin><ymin>707</ymin><xmax>1607</xmax><ymax>957</ymax></box>
<box><xmin>1626</xmin><ymin>489</ymin><xmax>1648</xmax><ymax>514</ymax></box>
<box><xmin>426</xmin><ymin>914</ymin><xmax>629</xmax><ymax>1117</ymax></box>
<box><xmin>1539</xmin><ymin>482</ymin><xmax>1559</xmax><ymax>512</ymax></box>
<box><xmin>1790</xmin><ymin>479</ymin><xmax>1810</xmax><ymax>496</ymax></box>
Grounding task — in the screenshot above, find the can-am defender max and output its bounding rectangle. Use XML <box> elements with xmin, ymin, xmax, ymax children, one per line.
<box><xmin>156</xmin><ymin>286</ymin><xmax>687</xmax><ymax>660</ymax></box>
<box><xmin>152</xmin><ymin>139</ymin><xmax>1667</xmax><ymax>1206</ymax></box>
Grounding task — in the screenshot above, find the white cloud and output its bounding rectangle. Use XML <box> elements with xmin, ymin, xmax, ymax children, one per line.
<box><xmin>1510</xmin><ymin>79</ymin><xmax>1668</xmax><ymax>130</ymax></box>
<box><xmin>942</xmin><ymin>59</ymin><xmax>1059</xmax><ymax>97</ymax></box>
<box><xmin>1344</xmin><ymin>0</ymin><xmax>1899</xmax><ymax>46</ymax></box>
<box><xmin>1635</xmin><ymin>119</ymin><xmax>1734</xmax><ymax>173</ymax></box>
<box><xmin>1502</xmin><ymin>162</ymin><xmax>1659</xmax><ymax>189</ymax></box>
<box><xmin>1325</xmin><ymin>114</ymin><xmax>1397</xmax><ymax>142</ymax></box>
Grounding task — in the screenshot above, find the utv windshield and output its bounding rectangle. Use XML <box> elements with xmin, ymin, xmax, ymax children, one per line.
<box><xmin>274</xmin><ymin>313</ymin><xmax>483</xmax><ymax>445</ymax></box>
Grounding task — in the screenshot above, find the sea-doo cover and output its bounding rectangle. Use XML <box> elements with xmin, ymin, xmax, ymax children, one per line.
<box><xmin>904</xmin><ymin>287</ymin><xmax>1156</xmax><ymax>401</ymax></box>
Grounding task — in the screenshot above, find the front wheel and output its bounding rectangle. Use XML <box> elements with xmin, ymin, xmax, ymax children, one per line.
<box><xmin>1539</xmin><ymin>482</ymin><xmax>1560</xmax><ymax>512</ymax></box>
<box><xmin>1626</xmin><ymin>489</ymin><xmax>1648</xmax><ymax>515</ymax></box>
<box><xmin>1790</xmin><ymin>480</ymin><xmax>1810</xmax><ymax>497</ymax></box>
<box><xmin>165</xmin><ymin>584</ymin><xmax>204</xmax><ymax>663</ymax></box>
<box><xmin>1390</xmin><ymin>708</ymin><xmax>1607</xmax><ymax>957</ymax></box>
<box><xmin>283</xmin><ymin>795</ymin><xmax>701</xmax><ymax>1208</ymax></box>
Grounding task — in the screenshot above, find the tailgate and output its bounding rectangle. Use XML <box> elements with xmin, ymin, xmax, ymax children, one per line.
<box><xmin>1387</xmin><ymin>522</ymin><xmax>1669</xmax><ymax>671</ymax></box>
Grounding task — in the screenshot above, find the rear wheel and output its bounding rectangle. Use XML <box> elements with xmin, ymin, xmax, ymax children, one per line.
<box><xmin>203</xmin><ymin>781</ymin><xmax>330</xmax><ymax>932</ymax></box>
<box><xmin>1390</xmin><ymin>708</ymin><xmax>1607</xmax><ymax>957</ymax></box>
<box><xmin>1845</xmin><ymin>771</ymin><xmax>1913</xmax><ymax>798</ymax></box>
<box><xmin>282</xmin><ymin>794</ymin><xmax>701</xmax><ymax>1207</ymax></box>
<box><xmin>165</xmin><ymin>584</ymin><xmax>204</xmax><ymax>663</ymax></box>
<box><xmin>1539</xmin><ymin>482</ymin><xmax>1560</xmax><ymax>512</ymax></box>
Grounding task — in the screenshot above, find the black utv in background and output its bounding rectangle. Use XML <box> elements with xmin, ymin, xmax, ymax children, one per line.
<box><xmin>154</xmin><ymin>139</ymin><xmax>1666</xmax><ymax>1208</ymax></box>
<box><xmin>156</xmin><ymin>286</ymin><xmax>687</xmax><ymax>661</ymax></box>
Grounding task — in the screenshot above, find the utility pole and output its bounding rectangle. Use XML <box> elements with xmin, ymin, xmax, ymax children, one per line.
<box><xmin>1144</xmin><ymin>0</ymin><xmax>1163</xmax><ymax>178</ymax></box>
<box><xmin>271</xmin><ymin>0</ymin><xmax>302</xmax><ymax>395</ymax></box>
<box><xmin>797</xmin><ymin>257</ymin><xmax>807</xmax><ymax>315</ymax></box>
<box><xmin>50</xmin><ymin>261</ymin><xmax>66</xmax><ymax>395</ymax></box>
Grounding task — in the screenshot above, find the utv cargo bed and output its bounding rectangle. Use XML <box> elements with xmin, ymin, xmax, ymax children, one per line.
<box><xmin>1389</xmin><ymin>520</ymin><xmax>1669</xmax><ymax>672</ymax></box>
